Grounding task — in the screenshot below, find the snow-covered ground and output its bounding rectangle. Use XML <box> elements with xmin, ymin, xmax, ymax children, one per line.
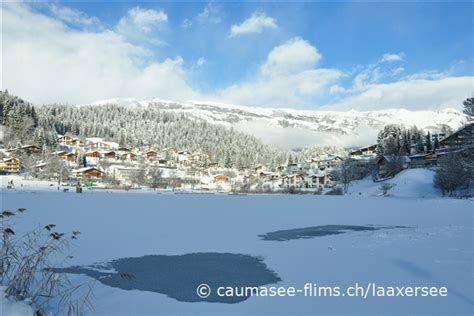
<box><xmin>0</xmin><ymin>287</ymin><xmax>35</xmax><ymax>316</ymax></box>
<box><xmin>1</xmin><ymin>176</ymin><xmax>473</xmax><ymax>315</ymax></box>
<box><xmin>348</xmin><ymin>169</ymin><xmax>441</xmax><ymax>198</ymax></box>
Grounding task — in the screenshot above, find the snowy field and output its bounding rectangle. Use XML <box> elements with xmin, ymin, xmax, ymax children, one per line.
<box><xmin>1</xmin><ymin>175</ymin><xmax>473</xmax><ymax>315</ymax></box>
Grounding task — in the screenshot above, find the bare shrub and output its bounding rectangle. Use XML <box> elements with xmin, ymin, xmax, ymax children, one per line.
<box><xmin>1</xmin><ymin>208</ymin><xmax>93</xmax><ymax>315</ymax></box>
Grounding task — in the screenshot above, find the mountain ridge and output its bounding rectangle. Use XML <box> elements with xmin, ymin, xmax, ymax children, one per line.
<box><xmin>89</xmin><ymin>98</ymin><xmax>468</xmax><ymax>149</ymax></box>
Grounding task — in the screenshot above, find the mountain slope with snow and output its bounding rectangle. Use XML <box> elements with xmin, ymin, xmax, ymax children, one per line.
<box><xmin>91</xmin><ymin>99</ymin><xmax>469</xmax><ymax>149</ymax></box>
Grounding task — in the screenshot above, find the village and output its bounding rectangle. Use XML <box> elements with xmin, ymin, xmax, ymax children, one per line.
<box><xmin>1</xmin><ymin>122</ymin><xmax>472</xmax><ymax>194</ymax></box>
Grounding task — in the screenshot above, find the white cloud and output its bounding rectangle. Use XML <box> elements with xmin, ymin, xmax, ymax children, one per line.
<box><xmin>196</xmin><ymin>57</ymin><xmax>206</xmax><ymax>67</ymax></box>
<box><xmin>325</xmin><ymin>76</ymin><xmax>473</xmax><ymax>111</ymax></box>
<box><xmin>2</xmin><ymin>3</ymin><xmax>199</xmax><ymax>105</ymax></box>
<box><xmin>381</xmin><ymin>52</ymin><xmax>404</xmax><ymax>63</ymax></box>
<box><xmin>218</xmin><ymin>38</ymin><xmax>341</xmax><ymax>106</ymax></box>
<box><xmin>2</xmin><ymin>3</ymin><xmax>473</xmax><ymax>113</ymax></box>
<box><xmin>230</xmin><ymin>12</ymin><xmax>277</xmax><ymax>37</ymax></box>
<box><xmin>261</xmin><ymin>37</ymin><xmax>322</xmax><ymax>77</ymax></box>
<box><xmin>117</xmin><ymin>6</ymin><xmax>167</xmax><ymax>44</ymax></box>
<box><xmin>329</xmin><ymin>85</ymin><xmax>346</xmax><ymax>94</ymax></box>
<box><xmin>182</xmin><ymin>3</ymin><xmax>221</xmax><ymax>29</ymax></box>
<box><xmin>48</xmin><ymin>4</ymin><xmax>101</xmax><ymax>29</ymax></box>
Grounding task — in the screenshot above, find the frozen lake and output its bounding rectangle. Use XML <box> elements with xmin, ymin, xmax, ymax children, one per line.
<box><xmin>2</xmin><ymin>191</ymin><xmax>473</xmax><ymax>315</ymax></box>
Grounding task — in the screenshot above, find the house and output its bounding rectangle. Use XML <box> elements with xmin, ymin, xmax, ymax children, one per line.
<box><xmin>69</xmin><ymin>138</ymin><xmax>85</xmax><ymax>148</ymax></box>
<box><xmin>33</xmin><ymin>162</ymin><xmax>48</xmax><ymax>172</ymax></box>
<box><xmin>208</xmin><ymin>162</ymin><xmax>219</xmax><ymax>168</ymax></box>
<box><xmin>285</xmin><ymin>163</ymin><xmax>301</xmax><ymax>174</ymax></box>
<box><xmin>409</xmin><ymin>152</ymin><xmax>437</xmax><ymax>168</ymax></box>
<box><xmin>305</xmin><ymin>172</ymin><xmax>330</xmax><ymax>188</ymax></box>
<box><xmin>374</xmin><ymin>155</ymin><xmax>411</xmax><ymax>179</ymax></box>
<box><xmin>89</xmin><ymin>142</ymin><xmax>110</xmax><ymax>150</ymax></box>
<box><xmin>0</xmin><ymin>158</ymin><xmax>20</xmax><ymax>174</ymax></box>
<box><xmin>258</xmin><ymin>171</ymin><xmax>279</xmax><ymax>182</ymax></box>
<box><xmin>73</xmin><ymin>167</ymin><xmax>104</xmax><ymax>180</ymax></box>
<box><xmin>66</xmin><ymin>153</ymin><xmax>77</xmax><ymax>162</ymax></box>
<box><xmin>107</xmin><ymin>165</ymin><xmax>143</xmax><ymax>184</ymax></box>
<box><xmin>346</xmin><ymin>158</ymin><xmax>373</xmax><ymax>180</ymax></box>
<box><xmin>349</xmin><ymin>145</ymin><xmax>377</xmax><ymax>158</ymax></box>
<box><xmin>281</xmin><ymin>174</ymin><xmax>305</xmax><ymax>188</ymax></box>
<box><xmin>316</xmin><ymin>156</ymin><xmax>343</xmax><ymax>170</ymax></box>
<box><xmin>19</xmin><ymin>144</ymin><xmax>41</xmax><ymax>155</ymax></box>
<box><xmin>56</xmin><ymin>151</ymin><xmax>69</xmax><ymax>159</ymax></box>
<box><xmin>214</xmin><ymin>174</ymin><xmax>230</xmax><ymax>183</ymax></box>
<box><xmin>120</xmin><ymin>152</ymin><xmax>137</xmax><ymax>161</ymax></box>
<box><xmin>58</xmin><ymin>135</ymin><xmax>74</xmax><ymax>145</ymax></box>
<box><xmin>145</xmin><ymin>150</ymin><xmax>159</xmax><ymax>159</ymax></box>
<box><xmin>188</xmin><ymin>153</ymin><xmax>205</xmax><ymax>162</ymax></box>
<box><xmin>438</xmin><ymin>122</ymin><xmax>473</xmax><ymax>151</ymax></box>
<box><xmin>86</xmin><ymin>150</ymin><xmax>101</xmax><ymax>158</ymax></box>
<box><xmin>103</xmin><ymin>151</ymin><xmax>117</xmax><ymax>160</ymax></box>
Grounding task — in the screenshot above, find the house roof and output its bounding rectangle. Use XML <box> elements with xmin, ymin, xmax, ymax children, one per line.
<box><xmin>73</xmin><ymin>167</ymin><xmax>104</xmax><ymax>174</ymax></box>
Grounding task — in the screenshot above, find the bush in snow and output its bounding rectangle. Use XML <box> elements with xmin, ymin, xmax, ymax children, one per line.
<box><xmin>435</xmin><ymin>152</ymin><xmax>472</xmax><ymax>197</ymax></box>
<box><xmin>0</xmin><ymin>208</ymin><xmax>92</xmax><ymax>315</ymax></box>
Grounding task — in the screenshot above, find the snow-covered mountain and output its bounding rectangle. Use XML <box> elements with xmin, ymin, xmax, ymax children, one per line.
<box><xmin>92</xmin><ymin>98</ymin><xmax>469</xmax><ymax>149</ymax></box>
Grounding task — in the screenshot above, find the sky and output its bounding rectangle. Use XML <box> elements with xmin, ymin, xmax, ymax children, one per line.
<box><xmin>1</xmin><ymin>1</ymin><xmax>473</xmax><ymax>111</ymax></box>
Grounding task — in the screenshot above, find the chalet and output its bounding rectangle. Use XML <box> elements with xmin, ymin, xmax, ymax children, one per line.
<box><xmin>20</xmin><ymin>144</ymin><xmax>41</xmax><ymax>155</ymax></box>
<box><xmin>214</xmin><ymin>174</ymin><xmax>230</xmax><ymax>183</ymax></box>
<box><xmin>316</xmin><ymin>156</ymin><xmax>343</xmax><ymax>170</ymax></box>
<box><xmin>120</xmin><ymin>152</ymin><xmax>137</xmax><ymax>161</ymax></box>
<box><xmin>66</xmin><ymin>153</ymin><xmax>77</xmax><ymax>162</ymax></box>
<box><xmin>0</xmin><ymin>158</ymin><xmax>20</xmax><ymax>174</ymax></box>
<box><xmin>349</xmin><ymin>145</ymin><xmax>377</xmax><ymax>158</ymax></box>
<box><xmin>145</xmin><ymin>150</ymin><xmax>159</xmax><ymax>159</ymax></box>
<box><xmin>58</xmin><ymin>135</ymin><xmax>74</xmax><ymax>145</ymax></box>
<box><xmin>208</xmin><ymin>162</ymin><xmax>219</xmax><ymax>168</ymax></box>
<box><xmin>73</xmin><ymin>167</ymin><xmax>104</xmax><ymax>180</ymax></box>
<box><xmin>281</xmin><ymin>174</ymin><xmax>305</xmax><ymax>188</ymax></box>
<box><xmin>86</xmin><ymin>150</ymin><xmax>101</xmax><ymax>158</ymax></box>
<box><xmin>374</xmin><ymin>155</ymin><xmax>410</xmax><ymax>179</ymax></box>
<box><xmin>69</xmin><ymin>138</ymin><xmax>86</xmax><ymax>148</ymax></box>
<box><xmin>305</xmin><ymin>172</ymin><xmax>330</xmax><ymax>188</ymax></box>
<box><xmin>117</xmin><ymin>146</ymin><xmax>131</xmax><ymax>152</ymax></box>
<box><xmin>258</xmin><ymin>171</ymin><xmax>279</xmax><ymax>182</ymax></box>
<box><xmin>56</xmin><ymin>151</ymin><xmax>69</xmax><ymax>159</ymax></box>
<box><xmin>438</xmin><ymin>122</ymin><xmax>474</xmax><ymax>151</ymax></box>
<box><xmin>103</xmin><ymin>151</ymin><xmax>117</xmax><ymax>160</ymax></box>
<box><xmin>409</xmin><ymin>152</ymin><xmax>437</xmax><ymax>168</ymax></box>
<box><xmin>33</xmin><ymin>162</ymin><xmax>48</xmax><ymax>173</ymax></box>
<box><xmin>89</xmin><ymin>142</ymin><xmax>110</xmax><ymax>150</ymax></box>
<box><xmin>346</xmin><ymin>158</ymin><xmax>373</xmax><ymax>180</ymax></box>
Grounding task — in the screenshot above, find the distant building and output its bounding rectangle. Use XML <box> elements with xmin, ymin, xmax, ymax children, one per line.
<box><xmin>214</xmin><ymin>174</ymin><xmax>230</xmax><ymax>183</ymax></box>
<box><xmin>374</xmin><ymin>155</ymin><xmax>410</xmax><ymax>179</ymax></box>
<box><xmin>438</xmin><ymin>123</ymin><xmax>473</xmax><ymax>151</ymax></box>
<box><xmin>73</xmin><ymin>167</ymin><xmax>104</xmax><ymax>180</ymax></box>
<box><xmin>349</xmin><ymin>144</ymin><xmax>377</xmax><ymax>158</ymax></box>
<box><xmin>0</xmin><ymin>158</ymin><xmax>20</xmax><ymax>174</ymax></box>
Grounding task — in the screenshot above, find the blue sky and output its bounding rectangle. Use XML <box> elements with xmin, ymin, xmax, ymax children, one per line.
<box><xmin>2</xmin><ymin>1</ymin><xmax>473</xmax><ymax>110</ymax></box>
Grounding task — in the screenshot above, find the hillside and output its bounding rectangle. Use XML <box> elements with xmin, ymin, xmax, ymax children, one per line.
<box><xmin>348</xmin><ymin>169</ymin><xmax>440</xmax><ymax>198</ymax></box>
<box><xmin>91</xmin><ymin>98</ymin><xmax>469</xmax><ymax>149</ymax></box>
